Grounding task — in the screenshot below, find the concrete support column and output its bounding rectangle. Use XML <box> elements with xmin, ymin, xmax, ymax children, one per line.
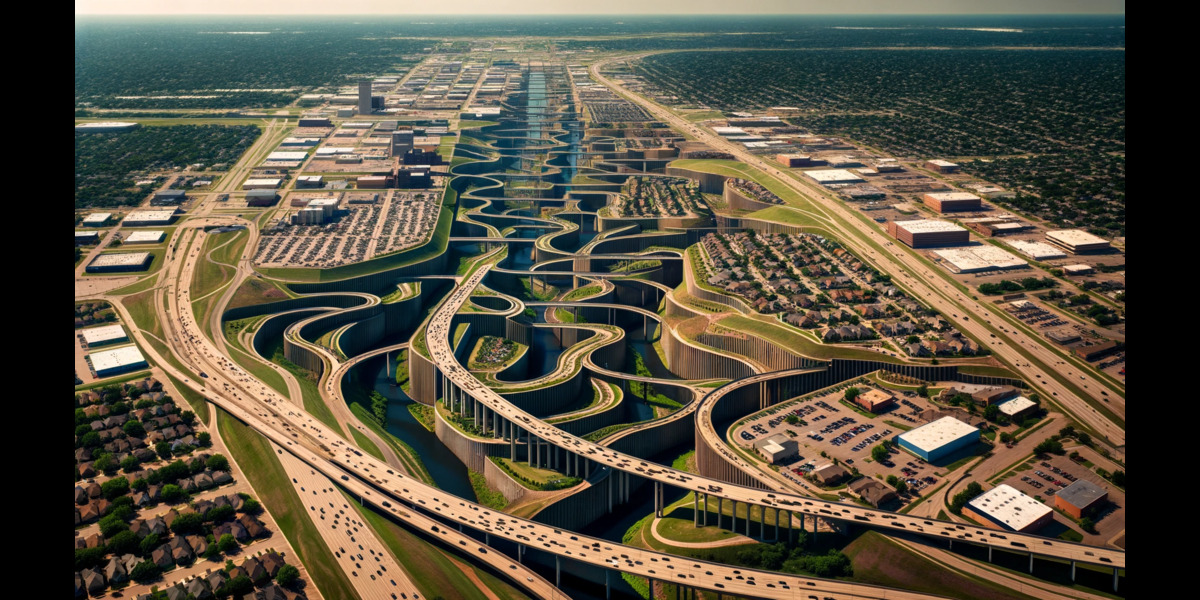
<box><xmin>988</xmin><ymin>546</ymin><xmax>993</xmax><ymax>562</ymax></box>
<box><xmin>555</xmin><ymin>555</ymin><xmax>560</xmax><ymax>587</ymax></box>
<box><xmin>607</xmin><ymin>470</ymin><xmax>613</xmax><ymax>513</ymax></box>
<box><xmin>702</xmin><ymin>494</ymin><xmax>708</xmax><ymax>527</ymax></box>
<box><xmin>1113</xmin><ymin>568</ymin><xmax>1119</xmax><ymax>592</ymax></box>
<box><xmin>1070</xmin><ymin>561</ymin><xmax>1076</xmax><ymax>582</ymax></box>
<box><xmin>1028</xmin><ymin>553</ymin><xmax>1034</xmax><ymax>574</ymax></box>
<box><xmin>527</xmin><ymin>435</ymin><xmax>534</xmax><ymax>467</ymax></box>
<box><xmin>693</xmin><ymin>493</ymin><xmax>699</xmax><ymax>526</ymax></box>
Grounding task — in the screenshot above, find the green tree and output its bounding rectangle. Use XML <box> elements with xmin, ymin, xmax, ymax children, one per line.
<box><xmin>123</xmin><ymin>419</ymin><xmax>146</xmax><ymax>438</ymax></box>
<box><xmin>217</xmin><ymin>533</ymin><xmax>238</xmax><ymax>554</ymax></box>
<box><xmin>1079</xmin><ymin>517</ymin><xmax>1097</xmax><ymax>533</ymax></box>
<box><xmin>161</xmin><ymin>484</ymin><xmax>186</xmax><ymax>504</ymax></box>
<box><xmin>1111</xmin><ymin>470</ymin><xmax>1125</xmax><ymax>487</ymax></box>
<box><xmin>843</xmin><ymin>387</ymin><xmax>861</xmax><ymax>403</ymax></box>
<box><xmin>106</xmin><ymin>529</ymin><xmax>140</xmax><ymax>554</ymax></box>
<box><xmin>894</xmin><ymin>480</ymin><xmax>908</xmax><ymax>494</ymax></box>
<box><xmin>139</xmin><ymin>533</ymin><xmax>161</xmax><ymax>556</ymax></box>
<box><xmin>130</xmin><ymin>560</ymin><xmax>161</xmax><ymax>583</ymax></box>
<box><xmin>275</xmin><ymin>564</ymin><xmax>300</xmax><ymax>588</ymax></box>
<box><xmin>102</xmin><ymin>476</ymin><xmax>130</xmax><ymax>499</ymax></box>
<box><xmin>206</xmin><ymin>454</ymin><xmax>230</xmax><ymax>472</ymax></box>
<box><xmin>169</xmin><ymin>512</ymin><xmax>203</xmax><ymax>535</ymax></box>
<box><xmin>99</xmin><ymin>513</ymin><xmax>129</xmax><ymax>538</ymax></box>
<box><xmin>785</xmin><ymin>415</ymin><xmax>799</xmax><ymax>425</ymax></box>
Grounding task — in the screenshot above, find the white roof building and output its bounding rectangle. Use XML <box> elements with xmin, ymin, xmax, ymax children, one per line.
<box><xmin>265</xmin><ymin>151</ymin><xmax>309</xmax><ymax>162</ymax></box>
<box><xmin>89</xmin><ymin>345</ymin><xmax>148</xmax><ymax>376</ymax></box>
<box><xmin>125</xmin><ymin>230</ymin><xmax>166</xmax><ymax>244</ymax></box>
<box><xmin>966</xmin><ymin>484</ymin><xmax>1053</xmax><ymax>532</ymax></box>
<box><xmin>998</xmin><ymin>396</ymin><xmax>1037</xmax><ymax>419</ymax></box>
<box><xmin>82</xmin><ymin>213</ymin><xmax>113</xmax><ymax>225</ymax></box>
<box><xmin>80</xmin><ymin>324</ymin><xmax>128</xmax><ymax>346</ymax></box>
<box><xmin>804</xmin><ymin>169</ymin><xmax>865</xmax><ymax>185</ymax></box>
<box><xmin>1008</xmin><ymin>240</ymin><xmax>1067</xmax><ymax>260</ymax></box>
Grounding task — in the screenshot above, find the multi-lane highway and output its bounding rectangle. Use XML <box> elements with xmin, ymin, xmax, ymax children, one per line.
<box><xmin>589</xmin><ymin>55</ymin><xmax>1126</xmax><ymax>450</ymax></box>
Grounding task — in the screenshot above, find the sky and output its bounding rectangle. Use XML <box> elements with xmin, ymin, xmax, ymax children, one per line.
<box><xmin>75</xmin><ymin>1</ymin><xmax>1125</xmax><ymax>16</ymax></box>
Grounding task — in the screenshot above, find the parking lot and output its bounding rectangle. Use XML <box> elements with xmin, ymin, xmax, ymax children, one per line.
<box><xmin>999</xmin><ymin>451</ymin><xmax>1125</xmax><ymax>544</ymax></box>
<box><xmin>733</xmin><ymin>383</ymin><xmax>945</xmax><ymax>495</ymax></box>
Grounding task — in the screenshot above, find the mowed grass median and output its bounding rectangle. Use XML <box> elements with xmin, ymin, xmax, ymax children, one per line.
<box><xmin>216</xmin><ymin>408</ymin><xmax>357</xmax><ymax>600</ymax></box>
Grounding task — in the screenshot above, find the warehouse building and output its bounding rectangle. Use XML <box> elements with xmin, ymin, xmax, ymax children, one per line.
<box><xmin>895</xmin><ymin>416</ymin><xmax>979</xmax><ymax>462</ymax></box>
<box><xmin>776</xmin><ymin>154</ymin><xmax>811</xmax><ymax>167</ymax></box>
<box><xmin>75</xmin><ymin>121</ymin><xmax>140</xmax><ymax>133</ymax></box>
<box><xmin>887</xmin><ymin>219</ymin><xmax>970</xmax><ymax>248</ymax></box>
<box><xmin>855</xmin><ymin>389</ymin><xmax>896</xmax><ymax>413</ymax></box>
<box><xmin>963</xmin><ymin>484</ymin><xmax>1053</xmax><ymax>533</ymax></box>
<box><xmin>1007</xmin><ymin>240</ymin><xmax>1067</xmax><ymax>260</ymax></box>
<box><xmin>933</xmin><ymin>247</ymin><xmax>1027</xmax><ymax>273</ymax></box>
<box><xmin>804</xmin><ymin>169</ymin><xmax>865</xmax><ymax>185</ymax></box>
<box><xmin>296</xmin><ymin>175</ymin><xmax>324</xmax><ymax>189</ymax></box>
<box><xmin>924</xmin><ymin>159</ymin><xmax>960</xmax><ymax>173</ymax></box>
<box><xmin>125</xmin><ymin>231</ymin><xmax>165</xmax><ymax>244</ymax></box>
<box><xmin>75</xmin><ymin>231</ymin><xmax>100</xmax><ymax>245</ymax></box>
<box><xmin>152</xmin><ymin>190</ymin><xmax>187</xmax><ymax>205</ymax></box>
<box><xmin>82</xmin><ymin>213</ymin><xmax>113</xmax><ymax>227</ymax></box>
<box><xmin>298</xmin><ymin>117</ymin><xmax>332</xmax><ymax>128</ymax></box>
<box><xmin>922</xmin><ymin>192</ymin><xmax>982</xmax><ymax>212</ymax></box>
<box><xmin>265</xmin><ymin>151</ymin><xmax>309</xmax><ymax>163</ymax></box>
<box><xmin>80</xmin><ymin>324</ymin><xmax>128</xmax><ymax>347</ymax></box>
<box><xmin>246</xmin><ymin>189</ymin><xmax>280</xmax><ymax>207</ymax></box>
<box><xmin>123</xmin><ymin>209</ymin><xmax>178</xmax><ymax>226</ymax></box>
<box><xmin>1063</xmin><ymin>264</ymin><xmax>1095</xmax><ymax>276</ymax></box>
<box><xmin>243</xmin><ymin>178</ymin><xmax>283</xmax><ymax>190</ymax></box>
<box><xmin>1055</xmin><ymin>480</ymin><xmax>1109</xmax><ymax>519</ymax></box>
<box><xmin>89</xmin><ymin>345</ymin><xmax>148</xmax><ymax>378</ymax></box>
<box><xmin>754</xmin><ymin>434</ymin><xmax>799</xmax><ymax>464</ymax></box>
<box><xmin>1046</xmin><ymin>230</ymin><xmax>1112</xmax><ymax>254</ymax></box>
<box><xmin>86</xmin><ymin>252</ymin><xmax>153</xmax><ymax>273</ymax></box>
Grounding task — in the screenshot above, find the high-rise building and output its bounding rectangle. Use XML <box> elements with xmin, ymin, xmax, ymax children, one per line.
<box><xmin>358</xmin><ymin>81</ymin><xmax>373</xmax><ymax>115</ymax></box>
<box><xmin>391</xmin><ymin>130</ymin><xmax>414</xmax><ymax>158</ymax></box>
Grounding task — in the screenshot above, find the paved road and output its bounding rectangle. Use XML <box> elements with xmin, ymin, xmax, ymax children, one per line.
<box><xmin>589</xmin><ymin>56</ymin><xmax>1126</xmax><ymax>451</ymax></box>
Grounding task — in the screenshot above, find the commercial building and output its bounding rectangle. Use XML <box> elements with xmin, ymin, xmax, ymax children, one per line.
<box><xmin>391</xmin><ymin>130</ymin><xmax>415</xmax><ymax>157</ymax></box>
<box><xmin>296</xmin><ymin>175</ymin><xmax>324</xmax><ymax>189</ymax></box>
<box><xmin>810</xmin><ymin>464</ymin><xmax>850</xmax><ymax>486</ymax></box>
<box><xmin>123</xmin><ymin>209</ymin><xmax>178</xmax><ymax>227</ymax></box>
<box><xmin>80</xmin><ymin>324</ymin><xmax>128</xmax><ymax>347</ymax></box>
<box><xmin>933</xmin><ymin>247</ymin><xmax>1027</xmax><ymax>273</ymax></box>
<box><xmin>776</xmin><ymin>154</ymin><xmax>811</xmax><ymax>167</ymax></box>
<box><xmin>86</xmin><ymin>252</ymin><xmax>153</xmax><ymax>273</ymax></box>
<box><xmin>298</xmin><ymin>117</ymin><xmax>332</xmax><ymax>128</ymax></box>
<box><xmin>125</xmin><ymin>230</ymin><xmax>165</xmax><ymax>244</ymax></box>
<box><xmin>1046</xmin><ymin>230</ymin><xmax>1112</xmax><ymax>254</ymax></box>
<box><xmin>924</xmin><ymin>159</ymin><xmax>960</xmax><ymax>173</ymax></box>
<box><xmin>291</xmin><ymin>206</ymin><xmax>326</xmax><ymax>225</ymax></box>
<box><xmin>753</xmin><ymin>434</ymin><xmax>799</xmax><ymax>464</ymax></box>
<box><xmin>922</xmin><ymin>192</ymin><xmax>982</xmax><ymax>212</ymax></box>
<box><xmin>1008</xmin><ymin>240</ymin><xmax>1067</xmax><ymax>260</ymax></box>
<box><xmin>1045</xmin><ymin>329</ymin><xmax>1082</xmax><ymax>345</ymax></box>
<box><xmin>963</xmin><ymin>484</ymin><xmax>1053</xmax><ymax>533</ymax></box>
<box><xmin>358</xmin><ymin>80</ymin><xmax>374</xmax><ymax>115</ymax></box>
<box><xmin>265</xmin><ymin>151</ymin><xmax>309</xmax><ymax>163</ymax></box>
<box><xmin>1063</xmin><ymin>264</ymin><xmax>1095</xmax><ymax>276</ymax></box>
<box><xmin>357</xmin><ymin>176</ymin><xmax>389</xmax><ymax>189</ymax></box>
<box><xmin>152</xmin><ymin>190</ymin><xmax>187</xmax><ymax>205</ymax></box>
<box><xmin>89</xmin><ymin>346</ymin><xmax>148</xmax><ymax>378</ymax></box>
<box><xmin>804</xmin><ymin>169</ymin><xmax>865</xmax><ymax>185</ymax></box>
<box><xmin>243</xmin><ymin>178</ymin><xmax>283</xmax><ymax>190</ymax></box>
<box><xmin>1075</xmin><ymin>340</ymin><xmax>1119</xmax><ymax>361</ymax></box>
<box><xmin>75</xmin><ymin>231</ymin><xmax>100</xmax><ymax>245</ymax></box>
<box><xmin>75</xmin><ymin>122</ymin><xmax>140</xmax><ymax>133</ymax></box>
<box><xmin>246</xmin><ymin>189</ymin><xmax>280</xmax><ymax>207</ymax></box>
<box><xmin>895</xmin><ymin>416</ymin><xmax>979</xmax><ymax>462</ymax></box>
<box><xmin>1055</xmin><ymin>480</ymin><xmax>1109</xmax><ymax>519</ymax></box>
<box><xmin>82</xmin><ymin>213</ymin><xmax>113</xmax><ymax>227</ymax></box>
<box><xmin>280</xmin><ymin>137</ymin><xmax>320</xmax><ymax>147</ymax></box>
<box><xmin>997</xmin><ymin>396</ymin><xmax>1038</xmax><ymax>422</ymax></box>
<box><xmin>849</xmin><ymin>478</ymin><xmax>899</xmax><ymax>508</ymax></box>
<box><xmin>887</xmin><ymin>219</ymin><xmax>970</xmax><ymax>248</ymax></box>
<box><xmin>855</xmin><ymin>389</ymin><xmax>896</xmax><ymax>413</ymax></box>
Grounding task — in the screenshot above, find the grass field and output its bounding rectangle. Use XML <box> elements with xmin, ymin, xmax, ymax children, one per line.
<box><xmin>718</xmin><ymin>314</ymin><xmax>899</xmax><ymax>362</ymax></box>
<box><xmin>164</xmin><ymin>371</ymin><xmax>210</xmax><ymax>425</ymax></box>
<box><xmin>843</xmin><ymin>531</ymin><xmax>1034</xmax><ymax>600</ymax></box>
<box><xmin>355</xmin><ymin>498</ymin><xmax>532</xmax><ymax>600</ymax></box>
<box><xmin>216</xmin><ymin>408</ymin><xmax>358</xmax><ymax>600</ymax></box>
<box><xmin>350</xmin><ymin>428</ymin><xmax>385</xmax><ymax>461</ymax></box>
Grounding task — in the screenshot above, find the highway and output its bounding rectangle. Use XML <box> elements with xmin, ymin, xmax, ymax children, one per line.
<box><xmin>426</xmin><ymin>264</ymin><xmax>1126</xmax><ymax>570</ymax></box>
<box><xmin>589</xmin><ymin>56</ymin><xmax>1127</xmax><ymax>450</ymax></box>
<box><xmin>148</xmin><ymin>216</ymin><xmax>962</xmax><ymax>599</ymax></box>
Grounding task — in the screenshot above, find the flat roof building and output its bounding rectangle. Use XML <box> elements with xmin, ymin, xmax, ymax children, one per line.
<box><xmin>82</xmin><ymin>213</ymin><xmax>112</xmax><ymax>226</ymax></box>
<box><xmin>86</xmin><ymin>252</ymin><xmax>153</xmax><ymax>273</ymax></box>
<box><xmin>997</xmin><ymin>396</ymin><xmax>1038</xmax><ymax>422</ymax></box>
<box><xmin>923</xmin><ymin>192</ymin><xmax>982</xmax><ymax>212</ymax></box>
<box><xmin>89</xmin><ymin>345</ymin><xmax>148</xmax><ymax>378</ymax></box>
<box><xmin>80</xmin><ymin>324</ymin><xmax>128</xmax><ymax>347</ymax></box>
<box><xmin>152</xmin><ymin>190</ymin><xmax>187</xmax><ymax>205</ymax></box>
<box><xmin>855</xmin><ymin>389</ymin><xmax>896</xmax><ymax>413</ymax></box>
<box><xmin>933</xmin><ymin>247</ymin><xmax>1027</xmax><ymax>273</ymax></box>
<box><xmin>895</xmin><ymin>416</ymin><xmax>979</xmax><ymax>462</ymax></box>
<box><xmin>887</xmin><ymin>219</ymin><xmax>970</xmax><ymax>248</ymax></box>
<box><xmin>754</xmin><ymin>433</ymin><xmax>799</xmax><ymax>464</ymax></box>
<box><xmin>1063</xmin><ymin>264</ymin><xmax>1095</xmax><ymax>276</ymax></box>
<box><xmin>925</xmin><ymin>159</ymin><xmax>960</xmax><ymax>173</ymax></box>
<box><xmin>777</xmin><ymin>154</ymin><xmax>811</xmax><ymax>168</ymax></box>
<box><xmin>76</xmin><ymin>121</ymin><xmax>140</xmax><ymax>133</ymax></box>
<box><xmin>123</xmin><ymin>209</ymin><xmax>178</xmax><ymax>226</ymax></box>
<box><xmin>805</xmin><ymin>169</ymin><xmax>865</xmax><ymax>185</ymax></box>
<box><xmin>1046</xmin><ymin>230</ymin><xmax>1112</xmax><ymax>254</ymax></box>
<box><xmin>244</xmin><ymin>178</ymin><xmax>283</xmax><ymax>190</ymax></box>
<box><xmin>124</xmin><ymin>230</ymin><xmax>165</xmax><ymax>244</ymax></box>
<box><xmin>265</xmin><ymin>151</ymin><xmax>308</xmax><ymax>162</ymax></box>
<box><xmin>1008</xmin><ymin>240</ymin><xmax>1067</xmax><ymax>261</ymax></box>
<box><xmin>298</xmin><ymin>117</ymin><xmax>332</xmax><ymax>128</ymax></box>
<box><xmin>1055</xmin><ymin>480</ymin><xmax>1109</xmax><ymax>519</ymax></box>
<box><xmin>963</xmin><ymin>484</ymin><xmax>1053</xmax><ymax>532</ymax></box>
<box><xmin>246</xmin><ymin>189</ymin><xmax>280</xmax><ymax>207</ymax></box>
<box><xmin>76</xmin><ymin>231</ymin><xmax>100</xmax><ymax>245</ymax></box>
